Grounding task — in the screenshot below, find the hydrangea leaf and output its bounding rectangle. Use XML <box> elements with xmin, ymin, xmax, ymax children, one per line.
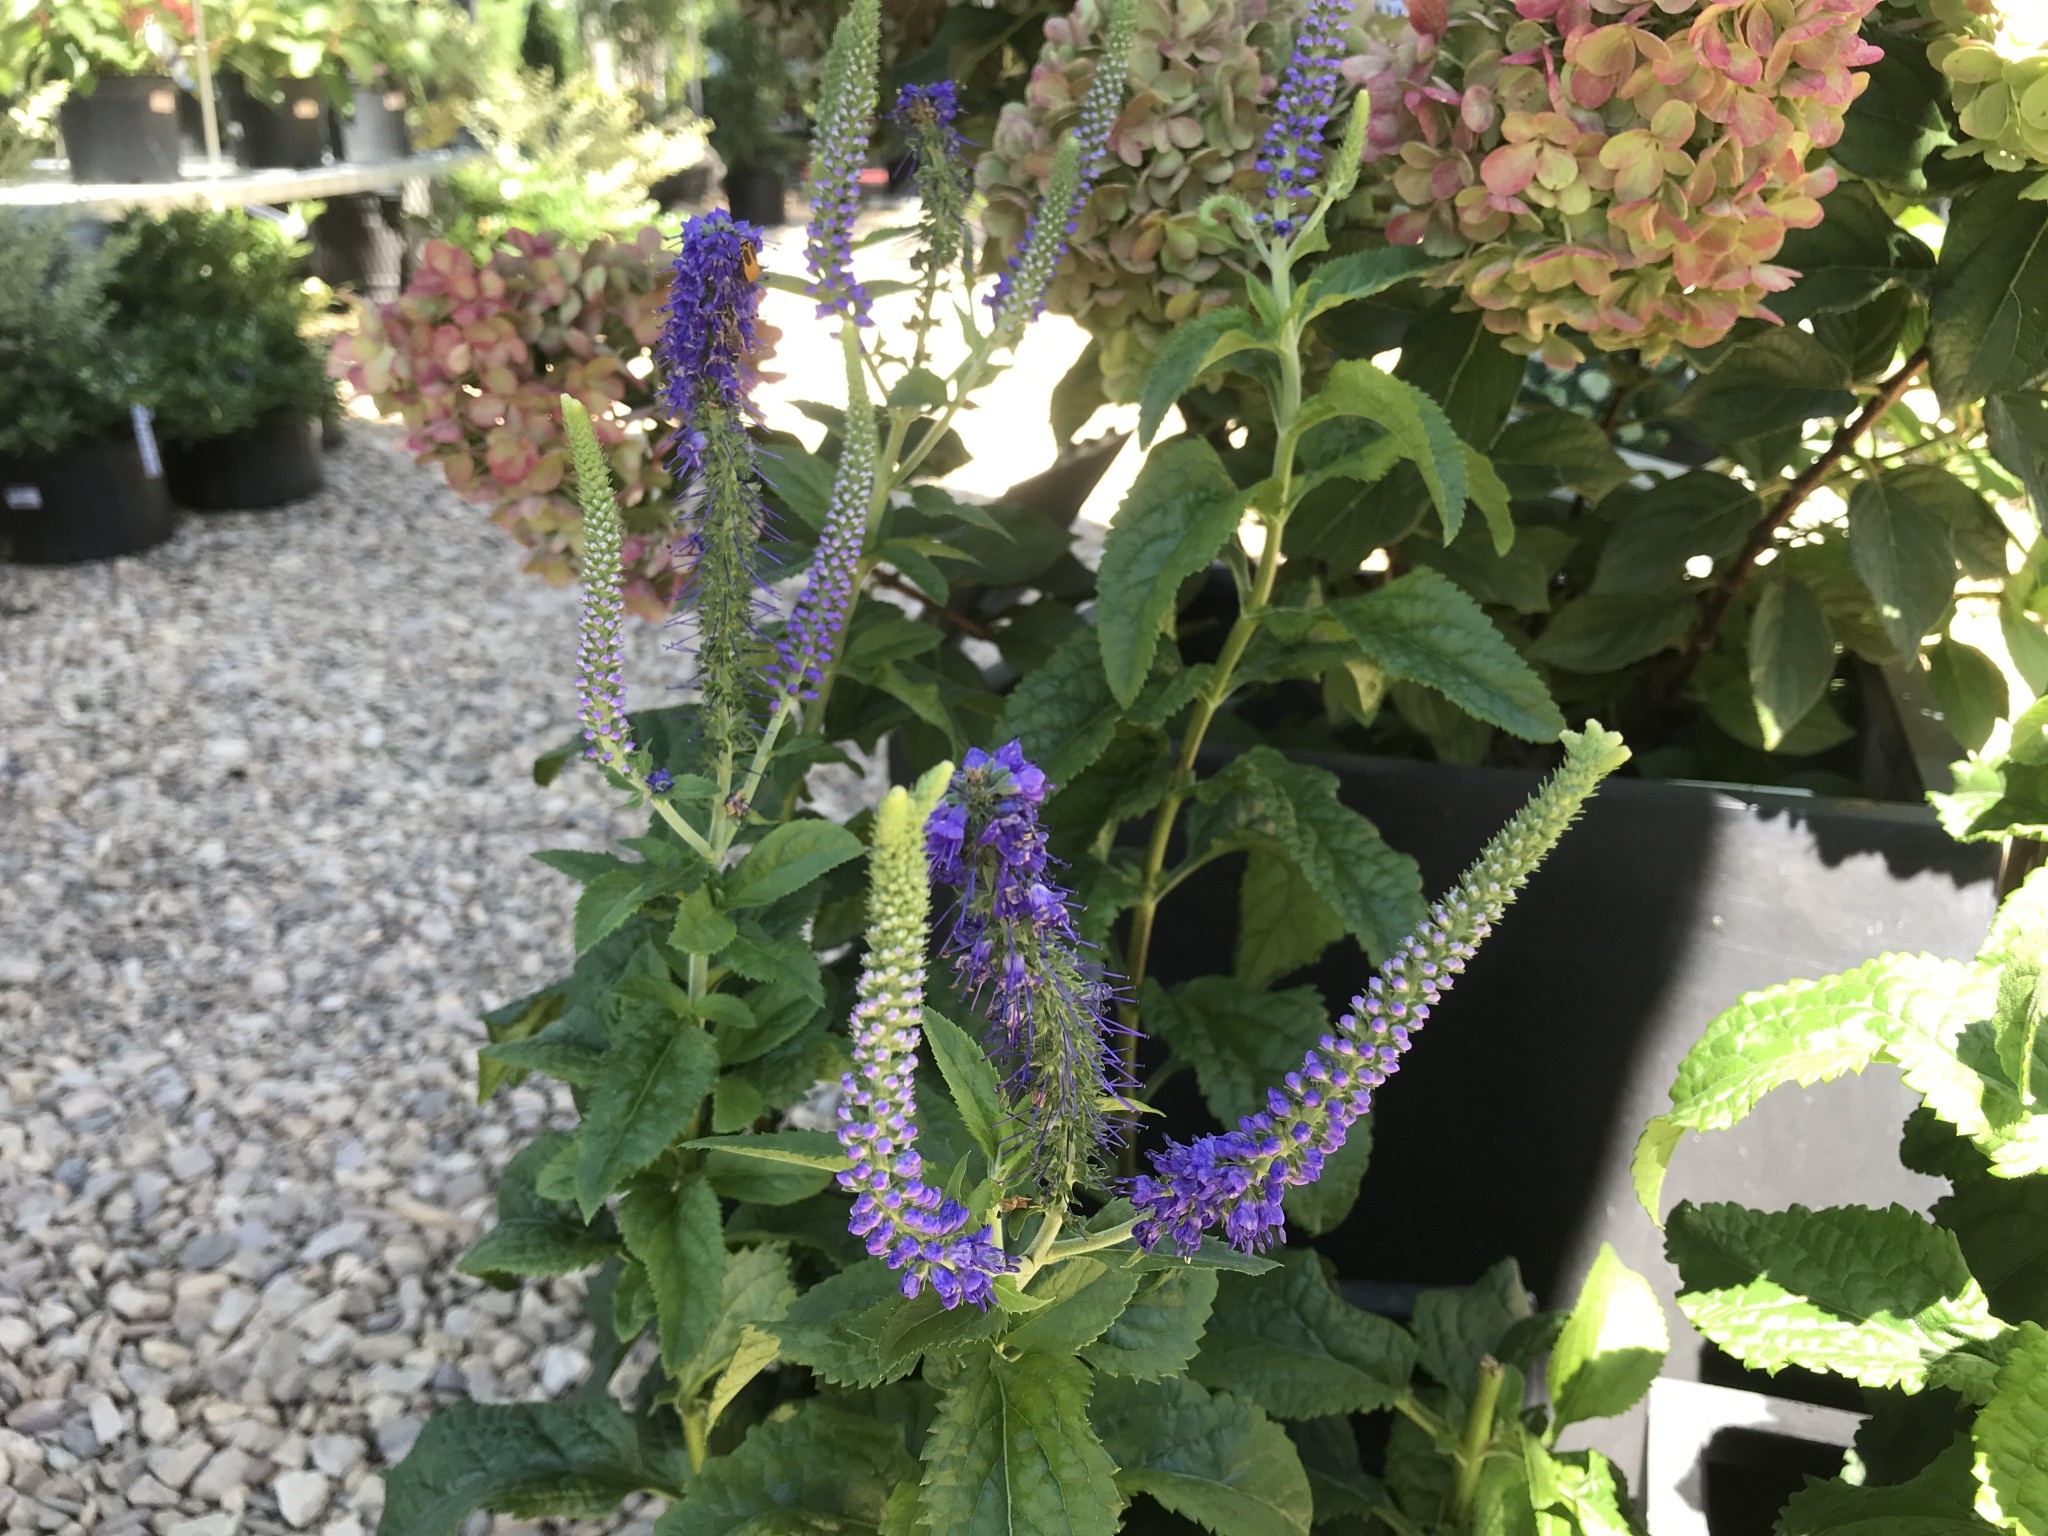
<box><xmin>1591</xmin><ymin>471</ymin><xmax>1761</xmax><ymax>596</ymax></box>
<box><xmin>1094</xmin><ymin>1375</ymin><xmax>1313</xmax><ymax>1536</ymax></box>
<box><xmin>1971</xmin><ymin>1321</ymin><xmax>2048</xmax><ymax>1531</ymax></box>
<box><xmin>1633</xmin><ymin>954</ymin><xmax>1973</xmax><ymax>1215</ymax></box>
<box><xmin>381</xmin><ymin>1398</ymin><xmax>676</xmax><ymax>1536</ymax></box>
<box><xmin>1083</xmin><ymin>1265</ymin><xmax>1220</xmax><ymax>1381</ymax></box>
<box><xmin>1748</xmin><ymin>574</ymin><xmax>1838</xmax><ymax>752</ymax></box>
<box><xmin>1191</xmin><ymin>1253</ymin><xmax>1417</xmax><ymax>1419</ymax></box>
<box><xmin>1527</xmin><ymin>593</ymin><xmax>1693</xmax><ymax>673</ymax></box>
<box><xmin>656</xmin><ymin>1401</ymin><xmax>913</xmax><ymax>1536</ymax></box>
<box><xmin>1329</xmin><ymin>567</ymin><xmax>1563</xmax><ymax>742</ymax></box>
<box><xmin>919</xmin><ymin>1348</ymin><xmax>1123</xmax><ymax>1536</ymax></box>
<box><xmin>1667</xmin><ymin>1201</ymin><xmax>2008</xmax><ymax>1398</ymax></box>
<box><xmin>1848</xmin><ymin>475</ymin><xmax>1963</xmax><ymax>658</ymax></box>
<box><xmin>1930</xmin><ymin>174</ymin><xmax>2048</xmax><ymax>410</ymax></box>
<box><xmin>1548</xmin><ymin>1243</ymin><xmax>1668</xmax><ymax>1431</ymax></box>
<box><xmin>1097</xmin><ymin>437</ymin><xmax>1246</xmax><ymax>706</ymax></box>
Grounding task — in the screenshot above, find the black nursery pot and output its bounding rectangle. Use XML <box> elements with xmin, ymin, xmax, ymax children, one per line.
<box><xmin>0</xmin><ymin>436</ymin><xmax>176</xmax><ymax>563</ymax></box>
<box><xmin>163</xmin><ymin>410</ymin><xmax>324</xmax><ymax>511</ymax></box>
<box><xmin>309</xmin><ymin>193</ymin><xmax>408</xmax><ymax>300</ymax></box>
<box><xmin>58</xmin><ymin>75</ymin><xmax>182</xmax><ymax>184</ymax></box>
<box><xmin>334</xmin><ymin>84</ymin><xmax>409</xmax><ymax>163</ymax></box>
<box><xmin>234</xmin><ymin>77</ymin><xmax>331</xmax><ymax>169</ymax></box>
<box><xmin>723</xmin><ymin>166</ymin><xmax>786</xmax><ymax>227</ymax></box>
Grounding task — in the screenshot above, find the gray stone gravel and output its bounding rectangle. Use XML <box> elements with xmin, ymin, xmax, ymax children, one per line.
<box><xmin>0</xmin><ymin>427</ymin><xmax>861</xmax><ymax>1536</ymax></box>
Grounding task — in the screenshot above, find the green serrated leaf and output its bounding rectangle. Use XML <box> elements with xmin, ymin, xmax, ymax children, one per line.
<box><xmin>1301</xmin><ymin>247</ymin><xmax>1436</xmax><ymax>326</ymax></box>
<box><xmin>773</xmin><ymin>1263</ymin><xmax>915</xmax><ymax>1388</ymax></box>
<box><xmin>997</xmin><ymin>626</ymin><xmax>1126</xmax><ymax>784</ymax></box>
<box><xmin>1095</xmin><ymin>1375</ymin><xmax>1313</xmax><ymax>1536</ymax></box>
<box><xmin>671</xmin><ymin>1242</ymin><xmax>797</xmax><ymax>1400</ymax></box>
<box><xmin>1634</xmin><ymin>954</ymin><xmax>1972</xmax><ymax>1215</ymax></box>
<box><xmin>1295</xmin><ymin>360</ymin><xmax>1469</xmax><ymax>542</ymax></box>
<box><xmin>1098</xmin><ymin>439</ymin><xmax>1245</xmax><ymax>707</ymax></box>
<box><xmin>1550</xmin><ymin>1243</ymin><xmax>1668</xmax><ymax>1430</ymax></box>
<box><xmin>616</xmin><ymin>1174</ymin><xmax>724</xmax><ymax>1376</ymax></box>
<box><xmin>1187</xmin><ymin>748</ymin><xmax>1424</xmax><ymax>962</ymax></box>
<box><xmin>1971</xmin><ymin>1321</ymin><xmax>2048</xmax><ymax>1531</ymax></box>
<box><xmin>1140</xmin><ymin>307</ymin><xmax>1267</xmax><ymax>447</ymax></box>
<box><xmin>1668</xmin><ymin>1201</ymin><xmax>2007</xmax><ymax>1398</ymax></box>
<box><xmin>919</xmin><ymin>1348</ymin><xmax>1123</xmax><ymax>1536</ymax></box>
<box><xmin>670</xmin><ymin>886</ymin><xmax>738</xmax><ymax>955</ymax></box>
<box><xmin>574</xmin><ymin>865</ymin><xmax>677</xmax><ymax>953</ymax></box>
<box><xmin>574</xmin><ymin>1011</ymin><xmax>719</xmax><ymax>1218</ymax></box>
<box><xmin>658</xmin><ymin>1401</ymin><xmax>914</xmax><ymax>1536</ymax></box>
<box><xmin>380</xmin><ymin>1398</ymin><xmax>671</xmax><ymax>1536</ymax></box>
<box><xmin>1007</xmin><ymin>1258</ymin><xmax>1142</xmax><ymax>1355</ymax></box>
<box><xmin>1083</xmin><ymin>1265</ymin><xmax>1220</xmax><ymax>1381</ymax></box>
<box><xmin>1235</xmin><ymin>848</ymin><xmax>1346</xmax><ymax>986</ymax></box>
<box><xmin>1192</xmin><ymin>1253</ymin><xmax>1417</xmax><ymax>1419</ymax></box>
<box><xmin>1412</xmin><ymin>1259</ymin><xmax>1533</xmax><ymax>1399</ymax></box>
<box><xmin>724</xmin><ymin>820</ymin><xmax>866</xmax><ymax>909</ymax></box>
<box><xmin>1777</xmin><ymin>1434</ymin><xmax>2000</xmax><ymax>1536</ymax></box>
<box><xmin>922</xmin><ymin>1008</ymin><xmax>1006</xmax><ymax>1167</ymax></box>
<box><xmin>1332</xmin><ymin>568</ymin><xmax>1562</xmax><ymax>741</ymax></box>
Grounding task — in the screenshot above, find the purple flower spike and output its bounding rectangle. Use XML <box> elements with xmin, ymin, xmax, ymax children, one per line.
<box><xmin>1130</xmin><ymin>724</ymin><xmax>1632</xmax><ymax>1255</ymax></box>
<box><xmin>805</xmin><ymin>0</ymin><xmax>880</xmax><ymax>321</ymax></box>
<box><xmin>927</xmin><ymin>742</ymin><xmax>1133</xmax><ymax>1196</ymax></box>
<box><xmin>658</xmin><ymin>212</ymin><xmax>767</xmax><ymax>482</ymax></box>
<box><xmin>1255</xmin><ymin>0</ymin><xmax>1358</xmax><ymax>237</ymax></box>
<box><xmin>894</xmin><ymin>80</ymin><xmax>959</xmax><ymax>135</ymax></box>
<box><xmin>837</xmin><ymin>784</ymin><xmax>1017</xmax><ymax>1308</ymax></box>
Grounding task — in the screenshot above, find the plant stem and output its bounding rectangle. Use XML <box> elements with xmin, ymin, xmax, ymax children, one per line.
<box><xmin>1119</xmin><ymin>244</ymin><xmax>1305</xmax><ymax>1070</ymax></box>
<box><xmin>682</xmin><ymin>1405</ymin><xmax>709</xmax><ymax>1473</ymax></box>
<box><xmin>1391</xmin><ymin>1392</ymin><xmax>1450</xmax><ymax>1440</ymax></box>
<box><xmin>1446</xmin><ymin>1357</ymin><xmax>1506</xmax><ymax>1527</ymax></box>
<box><xmin>870</xmin><ymin>565</ymin><xmax>994</xmax><ymax>638</ymax></box>
<box><xmin>1372</xmin><ymin>1504</ymin><xmax>1430</xmax><ymax>1536</ymax></box>
<box><xmin>1044</xmin><ymin>1217</ymin><xmax>1138</xmax><ymax>1262</ymax></box>
<box><xmin>1012</xmin><ymin>1209</ymin><xmax>1066</xmax><ymax>1286</ymax></box>
<box><xmin>1672</xmin><ymin>345</ymin><xmax>1928</xmax><ymax>687</ymax></box>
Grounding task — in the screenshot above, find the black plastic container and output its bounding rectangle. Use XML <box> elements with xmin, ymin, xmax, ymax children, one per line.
<box><xmin>163</xmin><ymin>410</ymin><xmax>324</xmax><ymax>510</ymax></box>
<box><xmin>0</xmin><ymin>436</ymin><xmax>176</xmax><ymax>563</ymax></box>
<box><xmin>309</xmin><ymin>193</ymin><xmax>408</xmax><ymax>300</ymax></box>
<box><xmin>58</xmin><ymin>75</ymin><xmax>182</xmax><ymax>184</ymax></box>
<box><xmin>335</xmin><ymin>84</ymin><xmax>408</xmax><ymax>162</ymax></box>
<box><xmin>233</xmin><ymin>77</ymin><xmax>331</xmax><ymax>169</ymax></box>
<box><xmin>723</xmin><ymin>166</ymin><xmax>786</xmax><ymax>227</ymax></box>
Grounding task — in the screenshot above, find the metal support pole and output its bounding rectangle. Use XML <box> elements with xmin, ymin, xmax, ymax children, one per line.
<box><xmin>187</xmin><ymin>0</ymin><xmax>224</xmax><ymax>170</ymax></box>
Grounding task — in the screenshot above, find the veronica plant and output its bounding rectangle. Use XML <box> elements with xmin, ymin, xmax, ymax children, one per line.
<box><xmin>377</xmin><ymin>4</ymin><xmax>1670</xmax><ymax>1530</ymax></box>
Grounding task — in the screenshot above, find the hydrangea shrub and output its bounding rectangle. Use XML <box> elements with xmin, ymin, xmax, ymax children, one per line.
<box><xmin>329</xmin><ymin>227</ymin><xmax>684</xmax><ymax>614</ymax></box>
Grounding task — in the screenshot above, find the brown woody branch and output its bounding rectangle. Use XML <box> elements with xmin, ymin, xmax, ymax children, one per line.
<box><xmin>870</xmin><ymin>566</ymin><xmax>994</xmax><ymax>640</ymax></box>
<box><xmin>1672</xmin><ymin>343</ymin><xmax>1929</xmax><ymax>687</ymax></box>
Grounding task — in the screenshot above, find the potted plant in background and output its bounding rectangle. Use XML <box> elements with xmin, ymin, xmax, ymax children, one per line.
<box><xmin>326</xmin><ymin>0</ymin><xmax>477</xmax><ymax>161</ymax></box>
<box><xmin>108</xmin><ymin>208</ymin><xmax>336</xmax><ymax>509</ymax></box>
<box><xmin>0</xmin><ymin>0</ymin><xmax>194</xmax><ymax>182</ymax></box>
<box><xmin>0</xmin><ymin>213</ymin><xmax>176</xmax><ymax>562</ymax></box>
<box><xmin>205</xmin><ymin>0</ymin><xmax>339</xmax><ymax>168</ymax></box>
<box><xmin>701</xmin><ymin>7</ymin><xmax>799</xmax><ymax>226</ymax></box>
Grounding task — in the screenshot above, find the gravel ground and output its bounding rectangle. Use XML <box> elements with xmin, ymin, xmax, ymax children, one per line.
<box><xmin>0</xmin><ymin>428</ymin><xmax>840</xmax><ymax>1536</ymax></box>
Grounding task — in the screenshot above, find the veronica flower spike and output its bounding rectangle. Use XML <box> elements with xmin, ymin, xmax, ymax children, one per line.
<box><xmin>658</xmin><ymin>211</ymin><xmax>774</xmax><ymax>772</ymax></box>
<box><xmin>1256</xmin><ymin>0</ymin><xmax>1360</xmax><ymax>238</ymax></box>
<box><xmin>804</xmin><ymin>0</ymin><xmax>880</xmax><ymax>321</ymax></box>
<box><xmin>988</xmin><ymin>0</ymin><xmax>1140</xmax><ymax>341</ymax></box>
<box><xmin>564</xmin><ymin>395</ymin><xmax>636</xmax><ymax>775</ymax></box>
<box><xmin>1130</xmin><ymin>723</ymin><xmax>1632</xmax><ymax>1257</ymax></box>
<box><xmin>836</xmin><ymin>769</ymin><xmax>1016</xmax><ymax>1308</ymax></box>
<box><xmin>927</xmin><ymin>742</ymin><xmax>1134</xmax><ymax>1199</ymax></box>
